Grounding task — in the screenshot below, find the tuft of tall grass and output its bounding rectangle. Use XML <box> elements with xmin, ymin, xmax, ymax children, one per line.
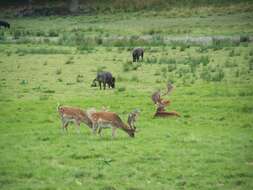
<box><xmin>15</xmin><ymin>48</ymin><xmax>71</xmax><ymax>54</ymax></box>
<box><xmin>146</xmin><ymin>57</ymin><xmax>158</xmax><ymax>64</ymax></box>
<box><xmin>159</xmin><ymin>57</ymin><xmax>176</xmax><ymax>65</ymax></box>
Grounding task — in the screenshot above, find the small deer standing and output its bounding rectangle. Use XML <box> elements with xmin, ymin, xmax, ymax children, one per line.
<box><xmin>57</xmin><ymin>105</ymin><xmax>93</xmax><ymax>133</ymax></box>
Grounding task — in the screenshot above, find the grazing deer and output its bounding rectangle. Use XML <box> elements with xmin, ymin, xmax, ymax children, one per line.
<box><xmin>57</xmin><ymin>105</ymin><xmax>93</xmax><ymax>133</ymax></box>
<box><xmin>87</xmin><ymin>111</ymin><xmax>137</xmax><ymax>138</ymax></box>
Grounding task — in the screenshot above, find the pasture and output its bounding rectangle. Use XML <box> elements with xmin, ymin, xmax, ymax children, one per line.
<box><xmin>0</xmin><ymin>5</ymin><xmax>253</xmax><ymax>190</ymax></box>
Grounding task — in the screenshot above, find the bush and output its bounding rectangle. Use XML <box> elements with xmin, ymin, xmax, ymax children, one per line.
<box><xmin>229</xmin><ymin>50</ymin><xmax>235</xmax><ymax>57</ymax></box>
<box><xmin>76</xmin><ymin>74</ymin><xmax>84</xmax><ymax>83</ymax></box>
<box><xmin>117</xmin><ymin>87</ymin><xmax>126</xmax><ymax>92</ymax></box>
<box><xmin>0</xmin><ymin>30</ymin><xmax>5</xmax><ymax>40</ymax></box>
<box><xmin>48</xmin><ymin>29</ymin><xmax>59</xmax><ymax>37</ymax></box>
<box><xmin>123</xmin><ymin>62</ymin><xmax>131</xmax><ymax>72</ymax></box>
<box><xmin>97</xmin><ymin>66</ymin><xmax>106</xmax><ymax>73</ymax></box>
<box><xmin>131</xmin><ymin>75</ymin><xmax>139</xmax><ymax>82</ymax></box>
<box><xmin>123</xmin><ymin>61</ymin><xmax>141</xmax><ymax>72</ymax></box>
<box><xmin>248</xmin><ymin>58</ymin><xmax>253</xmax><ymax>70</ymax></box>
<box><xmin>159</xmin><ymin>57</ymin><xmax>176</xmax><ymax>65</ymax></box>
<box><xmin>15</xmin><ymin>48</ymin><xmax>71</xmax><ymax>54</ymax></box>
<box><xmin>65</xmin><ymin>57</ymin><xmax>74</xmax><ymax>64</ymax></box>
<box><xmin>240</xmin><ymin>35</ymin><xmax>250</xmax><ymax>43</ymax></box>
<box><xmin>13</xmin><ymin>29</ymin><xmax>22</xmax><ymax>39</ymax></box>
<box><xmin>182</xmin><ymin>56</ymin><xmax>209</xmax><ymax>73</ymax></box>
<box><xmin>56</xmin><ymin>69</ymin><xmax>62</xmax><ymax>75</ymax></box>
<box><xmin>211</xmin><ymin>68</ymin><xmax>225</xmax><ymax>82</ymax></box>
<box><xmin>167</xmin><ymin>64</ymin><xmax>177</xmax><ymax>72</ymax></box>
<box><xmin>146</xmin><ymin>57</ymin><xmax>158</xmax><ymax>64</ymax></box>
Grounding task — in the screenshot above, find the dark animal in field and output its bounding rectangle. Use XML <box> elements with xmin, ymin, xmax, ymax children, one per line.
<box><xmin>0</xmin><ymin>20</ymin><xmax>10</xmax><ymax>28</ymax></box>
<box><xmin>57</xmin><ymin>104</ymin><xmax>93</xmax><ymax>133</ymax></box>
<box><xmin>132</xmin><ymin>47</ymin><xmax>144</xmax><ymax>62</ymax></box>
<box><xmin>91</xmin><ymin>71</ymin><xmax>115</xmax><ymax>90</ymax></box>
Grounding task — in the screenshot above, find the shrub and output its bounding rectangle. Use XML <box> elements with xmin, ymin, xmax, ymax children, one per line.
<box><xmin>196</xmin><ymin>46</ymin><xmax>208</xmax><ymax>53</ymax></box>
<box><xmin>249</xmin><ymin>49</ymin><xmax>253</xmax><ymax>56</ymax></box>
<box><xmin>167</xmin><ymin>64</ymin><xmax>177</xmax><ymax>72</ymax></box>
<box><xmin>240</xmin><ymin>35</ymin><xmax>250</xmax><ymax>43</ymax></box>
<box><xmin>248</xmin><ymin>58</ymin><xmax>253</xmax><ymax>70</ymax></box>
<box><xmin>229</xmin><ymin>50</ymin><xmax>235</xmax><ymax>57</ymax></box>
<box><xmin>159</xmin><ymin>57</ymin><xmax>176</xmax><ymax>65</ymax></box>
<box><xmin>154</xmin><ymin>70</ymin><xmax>160</xmax><ymax>76</ymax></box>
<box><xmin>146</xmin><ymin>57</ymin><xmax>158</xmax><ymax>64</ymax></box>
<box><xmin>56</xmin><ymin>69</ymin><xmax>62</xmax><ymax>75</ymax></box>
<box><xmin>48</xmin><ymin>29</ymin><xmax>59</xmax><ymax>37</ymax></box>
<box><xmin>15</xmin><ymin>48</ymin><xmax>71</xmax><ymax>54</ymax></box>
<box><xmin>131</xmin><ymin>75</ymin><xmax>139</xmax><ymax>82</ymax></box>
<box><xmin>20</xmin><ymin>80</ymin><xmax>28</xmax><ymax>85</ymax></box>
<box><xmin>97</xmin><ymin>66</ymin><xmax>106</xmax><ymax>73</ymax></box>
<box><xmin>65</xmin><ymin>57</ymin><xmax>74</xmax><ymax>64</ymax></box>
<box><xmin>76</xmin><ymin>74</ymin><xmax>84</xmax><ymax>83</ymax></box>
<box><xmin>182</xmin><ymin>56</ymin><xmax>209</xmax><ymax>73</ymax></box>
<box><xmin>123</xmin><ymin>61</ymin><xmax>141</xmax><ymax>72</ymax></box>
<box><xmin>0</xmin><ymin>30</ymin><xmax>5</xmax><ymax>40</ymax></box>
<box><xmin>123</xmin><ymin>62</ymin><xmax>131</xmax><ymax>72</ymax></box>
<box><xmin>117</xmin><ymin>86</ymin><xmax>126</xmax><ymax>92</ymax></box>
<box><xmin>13</xmin><ymin>29</ymin><xmax>22</xmax><ymax>39</ymax></box>
<box><xmin>176</xmin><ymin>65</ymin><xmax>191</xmax><ymax>77</ymax></box>
<box><xmin>35</xmin><ymin>30</ymin><xmax>46</xmax><ymax>37</ymax></box>
<box><xmin>211</xmin><ymin>68</ymin><xmax>225</xmax><ymax>82</ymax></box>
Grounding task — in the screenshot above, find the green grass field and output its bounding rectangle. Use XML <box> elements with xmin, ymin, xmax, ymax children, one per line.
<box><xmin>0</xmin><ymin>3</ymin><xmax>253</xmax><ymax>190</ymax></box>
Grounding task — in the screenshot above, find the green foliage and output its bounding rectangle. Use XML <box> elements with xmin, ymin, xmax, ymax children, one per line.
<box><xmin>15</xmin><ymin>47</ymin><xmax>71</xmax><ymax>54</ymax></box>
<box><xmin>0</xmin><ymin>5</ymin><xmax>253</xmax><ymax>190</ymax></box>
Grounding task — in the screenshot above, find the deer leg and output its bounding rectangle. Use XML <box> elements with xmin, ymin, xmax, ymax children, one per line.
<box><xmin>92</xmin><ymin>123</ymin><xmax>98</xmax><ymax>135</ymax></box>
<box><xmin>75</xmin><ymin>120</ymin><xmax>81</xmax><ymax>134</ymax></box>
<box><xmin>61</xmin><ymin>118</ymin><xmax>68</xmax><ymax>132</ymax></box>
<box><xmin>98</xmin><ymin>127</ymin><xmax>103</xmax><ymax>137</ymax></box>
<box><xmin>112</xmin><ymin>127</ymin><xmax>116</xmax><ymax>138</ymax></box>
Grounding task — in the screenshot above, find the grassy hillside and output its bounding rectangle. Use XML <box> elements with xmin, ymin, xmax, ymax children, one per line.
<box><xmin>0</xmin><ymin>2</ymin><xmax>253</xmax><ymax>190</ymax></box>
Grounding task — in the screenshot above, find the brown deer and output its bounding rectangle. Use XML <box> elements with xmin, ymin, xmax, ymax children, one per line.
<box><xmin>154</xmin><ymin>100</ymin><xmax>180</xmax><ymax>117</ymax></box>
<box><xmin>57</xmin><ymin>105</ymin><xmax>93</xmax><ymax>133</ymax></box>
<box><xmin>87</xmin><ymin>111</ymin><xmax>137</xmax><ymax>138</ymax></box>
<box><xmin>151</xmin><ymin>83</ymin><xmax>180</xmax><ymax>118</ymax></box>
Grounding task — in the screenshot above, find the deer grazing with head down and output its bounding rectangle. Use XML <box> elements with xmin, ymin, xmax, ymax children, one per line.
<box><xmin>87</xmin><ymin>110</ymin><xmax>139</xmax><ymax>138</ymax></box>
<box><xmin>57</xmin><ymin>104</ymin><xmax>93</xmax><ymax>133</ymax></box>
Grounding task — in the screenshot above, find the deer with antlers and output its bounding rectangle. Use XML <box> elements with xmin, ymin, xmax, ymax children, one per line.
<box><xmin>87</xmin><ymin>109</ymin><xmax>139</xmax><ymax>138</ymax></box>
<box><xmin>151</xmin><ymin>82</ymin><xmax>180</xmax><ymax>118</ymax></box>
<box><xmin>57</xmin><ymin>104</ymin><xmax>93</xmax><ymax>133</ymax></box>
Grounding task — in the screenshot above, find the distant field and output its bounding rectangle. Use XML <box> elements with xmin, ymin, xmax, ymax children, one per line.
<box><xmin>0</xmin><ymin>5</ymin><xmax>253</xmax><ymax>190</ymax></box>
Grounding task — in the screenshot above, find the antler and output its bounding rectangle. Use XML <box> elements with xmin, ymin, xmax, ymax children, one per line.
<box><xmin>127</xmin><ymin>109</ymin><xmax>140</xmax><ymax>129</ymax></box>
<box><xmin>151</xmin><ymin>90</ymin><xmax>162</xmax><ymax>105</ymax></box>
<box><xmin>162</xmin><ymin>82</ymin><xmax>174</xmax><ymax>96</ymax></box>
